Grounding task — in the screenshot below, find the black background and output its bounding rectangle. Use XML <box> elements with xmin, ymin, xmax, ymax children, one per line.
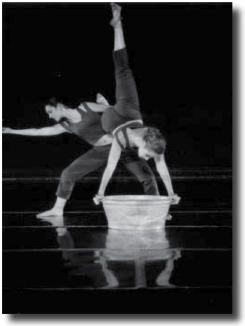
<box><xmin>2</xmin><ymin>2</ymin><xmax>232</xmax><ymax>170</ymax></box>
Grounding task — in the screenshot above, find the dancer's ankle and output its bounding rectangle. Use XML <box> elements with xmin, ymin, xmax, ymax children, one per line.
<box><xmin>110</xmin><ymin>18</ymin><xmax>122</xmax><ymax>28</ymax></box>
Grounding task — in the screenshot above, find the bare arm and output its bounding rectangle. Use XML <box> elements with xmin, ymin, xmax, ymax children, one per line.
<box><xmin>94</xmin><ymin>138</ymin><xmax>122</xmax><ymax>202</ymax></box>
<box><xmin>154</xmin><ymin>154</ymin><xmax>180</xmax><ymax>204</ymax></box>
<box><xmin>2</xmin><ymin>124</ymin><xmax>69</xmax><ymax>136</ymax></box>
<box><xmin>83</xmin><ymin>102</ymin><xmax>111</xmax><ymax>113</ymax></box>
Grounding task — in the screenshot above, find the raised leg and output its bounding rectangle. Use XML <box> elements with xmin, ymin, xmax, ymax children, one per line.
<box><xmin>111</xmin><ymin>3</ymin><xmax>140</xmax><ymax>115</ymax></box>
<box><xmin>110</xmin><ymin>3</ymin><xmax>125</xmax><ymax>51</ymax></box>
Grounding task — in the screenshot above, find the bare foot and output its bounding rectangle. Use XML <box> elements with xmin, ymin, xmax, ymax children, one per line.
<box><xmin>37</xmin><ymin>208</ymin><xmax>63</xmax><ymax>218</ymax></box>
<box><xmin>110</xmin><ymin>3</ymin><xmax>122</xmax><ymax>27</ymax></box>
<box><xmin>36</xmin><ymin>214</ymin><xmax>63</xmax><ymax>224</ymax></box>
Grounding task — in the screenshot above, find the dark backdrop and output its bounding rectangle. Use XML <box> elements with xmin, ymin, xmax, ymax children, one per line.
<box><xmin>2</xmin><ymin>2</ymin><xmax>232</xmax><ymax>171</ymax></box>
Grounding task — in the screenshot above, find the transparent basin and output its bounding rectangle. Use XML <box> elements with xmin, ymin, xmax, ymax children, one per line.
<box><xmin>102</xmin><ymin>195</ymin><xmax>172</xmax><ymax>230</ymax></box>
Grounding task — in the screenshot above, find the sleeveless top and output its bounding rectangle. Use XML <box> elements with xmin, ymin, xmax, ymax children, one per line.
<box><xmin>113</xmin><ymin>121</ymin><xmax>145</xmax><ymax>150</ymax></box>
<box><xmin>101</xmin><ymin>105</ymin><xmax>144</xmax><ymax>150</ymax></box>
<box><xmin>59</xmin><ymin>102</ymin><xmax>106</xmax><ymax>146</ymax></box>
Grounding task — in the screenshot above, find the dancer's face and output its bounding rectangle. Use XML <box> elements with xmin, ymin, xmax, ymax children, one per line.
<box><xmin>45</xmin><ymin>105</ymin><xmax>63</xmax><ymax>122</ymax></box>
<box><xmin>138</xmin><ymin>145</ymin><xmax>156</xmax><ymax>161</ymax></box>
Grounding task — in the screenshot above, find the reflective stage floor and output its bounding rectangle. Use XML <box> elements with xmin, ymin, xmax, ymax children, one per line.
<box><xmin>2</xmin><ymin>169</ymin><xmax>232</xmax><ymax>314</ymax></box>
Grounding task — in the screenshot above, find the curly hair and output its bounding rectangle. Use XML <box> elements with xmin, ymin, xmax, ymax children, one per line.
<box><xmin>143</xmin><ymin>127</ymin><xmax>166</xmax><ymax>155</ymax></box>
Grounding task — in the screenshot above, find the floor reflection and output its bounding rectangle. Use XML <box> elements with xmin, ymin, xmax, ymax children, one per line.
<box><xmin>37</xmin><ymin>215</ymin><xmax>181</xmax><ymax>289</ymax></box>
<box><xmin>103</xmin><ymin>228</ymin><xmax>181</xmax><ymax>288</ymax></box>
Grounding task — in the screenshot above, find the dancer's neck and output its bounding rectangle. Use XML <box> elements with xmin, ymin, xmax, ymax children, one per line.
<box><xmin>64</xmin><ymin>108</ymin><xmax>82</xmax><ymax>123</ymax></box>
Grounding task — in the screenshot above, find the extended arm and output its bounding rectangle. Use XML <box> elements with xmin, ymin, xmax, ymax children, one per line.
<box><xmin>2</xmin><ymin>124</ymin><xmax>69</xmax><ymax>136</ymax></box>
<box><xmin>93</xmin><ymin>138</ymin><xmax>122</xmax><ymax>204</ymax></box>
<box><xmin>154</xmin><ymin>154</ymin><xmax>180</xmax><ymax>204</ymax></box>
<box><xmin>83</xmin><ymin>102</ymin><xmax>111</xmax><ymax>113</ymax></box>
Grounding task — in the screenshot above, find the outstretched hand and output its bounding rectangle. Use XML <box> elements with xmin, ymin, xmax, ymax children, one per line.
<box><xmin>2</xmin><ymin>127</ymin><xmax>13</xmax><ymax>134</ymax></box>
<box><xmin>170</xmin><ymin>194</ymin><xmax>181</xmax><ymax>205</ymax></box>
<box><xmin>93</xmin><ymin>194</ymin><xmax>104</xmax><ymax>205</ymax></box>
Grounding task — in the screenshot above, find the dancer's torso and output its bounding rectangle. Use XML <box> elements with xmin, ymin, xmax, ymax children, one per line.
<box><xmin>113</xmin><ymin>122</ymin><xmax>145</xmax><ymax>150</ymax></box>
<box><xmin>59</xmin><ymin>102</ymin><xmax>112</xmax><ymax>146</ymax></box>
<box><xmin>101</xmin><ymin>105</ymin><xmax>144</xmax><ymax>150</ymax></box>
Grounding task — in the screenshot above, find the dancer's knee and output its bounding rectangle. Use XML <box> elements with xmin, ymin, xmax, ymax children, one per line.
<box><xmin>60</xmin><ymin>168</ymin><xmax>71</xmax><ymax>183</ymax></box>
<box><xmin>57</xmin><ymin>169</ymin><xmax>76</xmax><ymax>200</ymax></box>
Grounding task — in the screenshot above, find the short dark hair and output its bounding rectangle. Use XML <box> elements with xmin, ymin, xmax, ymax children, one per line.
<box><xmin>46</xmin><ymin>97</ymin><xmax>59</xmax><ymax>108</ymax></box>
<box><xmin>143</xmin><ymin>127</ymin><xmax>166</xmax><ymax>155</ymax></box>
<box><xmin>45</xmin><ymin>97</ymin><xmax>76</xmax><ymax>109</ymax></box>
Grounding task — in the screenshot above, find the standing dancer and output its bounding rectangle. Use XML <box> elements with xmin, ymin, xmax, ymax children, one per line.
<box><xmin>3</xmin><ymin>93</ymin><xmax>161</xmax><ymax>216</ymax></box>
<box><xmin>94</xmin><ymin>3</ymin><xmax>180</xmax><ymax>205</ymax></box>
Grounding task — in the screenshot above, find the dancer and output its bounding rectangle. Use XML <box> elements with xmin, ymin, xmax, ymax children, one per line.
<box><xmin>3</xmin><ymin>94</ymin><xmax>161</xmax><ymax>216</ymax></box>
<box><xmin>94</xmin><ymin>4</ymin><xmax>180</xmax><ymax>205</ymax></box>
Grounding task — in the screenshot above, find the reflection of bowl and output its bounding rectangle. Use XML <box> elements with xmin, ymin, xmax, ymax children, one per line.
<box><xmin>102</xmin><ymin>195</ymin><xmax>172</xmax><ymax>230</ymax></box>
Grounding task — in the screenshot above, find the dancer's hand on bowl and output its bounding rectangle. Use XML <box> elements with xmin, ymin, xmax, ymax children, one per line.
<box><xmin>93</xmin><ymin>194</ymin><xmax>104</xmax><ymax>205</ymax></box>
<box><xmin>170</xmin><ymin>194</ymin><xmax>181</xmax><ymax>205</ymax></box>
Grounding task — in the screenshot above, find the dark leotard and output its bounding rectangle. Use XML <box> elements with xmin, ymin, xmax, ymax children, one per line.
<box><xmin>60</xmin><ymin>102</ymin><xmax>106</xmax><ymax>146</ymax></box>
